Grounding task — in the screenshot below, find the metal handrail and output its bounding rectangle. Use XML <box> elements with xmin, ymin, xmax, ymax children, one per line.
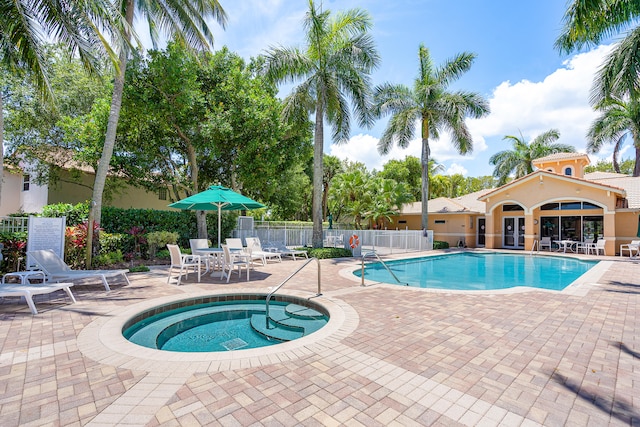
<box><xmin>530</xmin><ymin>239</ymin><xmax>539</xmax><ymax>255</ymax></box>
<box><xmin>265</xmin><ymin>257</ymin><xmax>321</xmax><ymax>329</ymax></box>
<box><xmin>361</xmin><ymin>250</ymin><xmax>407</xmax><ymax>286</ymax></box>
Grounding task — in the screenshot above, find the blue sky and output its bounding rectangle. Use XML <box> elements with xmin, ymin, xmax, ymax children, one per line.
<box><xmin>149</xmin><ymin>0</ymin><xmax>623</xmax><ymax>177</ymax></box>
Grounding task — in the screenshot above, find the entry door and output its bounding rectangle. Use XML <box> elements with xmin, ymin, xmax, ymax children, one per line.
<box><xmin>503</xmin><ymin>217</ymin><xmax>525</xmax><ymax>249</ymax></box>
<box><xmin>477</xmin><ymin>218</ymin><xmax>486</xmax><ymax>247</ymax></box>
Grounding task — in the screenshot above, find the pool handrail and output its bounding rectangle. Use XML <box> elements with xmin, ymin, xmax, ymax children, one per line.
<box><xmin>265</xmin><ymin>257</ymin><xmax>321</xmax><ymax>329</ymax></box>
<box><xmin>361</xmin><ymin>251</ymin><xmax>407</xmax><ymax>286</ymax></box>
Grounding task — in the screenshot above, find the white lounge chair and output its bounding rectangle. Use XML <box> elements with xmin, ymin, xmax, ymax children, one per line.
<box><xmin>620</xmin><ymin>240</ymin><xmax>640</xmax><ymax>257</ymax></box>
<box><xmin>221</xmin><ymin>244</ymin><xmax>250</xmax><ymax>282</ymax></box>
<box><xmin>28</xmin><ymin>250</ymin><xmax>130</xmax><ymax>291</ymax></box>
<box><xmin>167</xmin><ymin>244</ymin><xmax>201</xmax><ymax>285</ymax></box>
<box><xmin>0</xmin><ymin>282</ymin><xmax>75</xmax><ymax>314</ymax></box>
<box><xmin>266</xmin><ymin>242</ymin><xmax>308</xmax><ymax>260</ymax></box>
<box><xmin>245</xmin><ymin>237</ymin><xmax>282</xmax><ymax>265</ymax></box>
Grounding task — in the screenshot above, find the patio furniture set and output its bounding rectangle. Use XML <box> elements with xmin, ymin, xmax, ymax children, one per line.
<box><xmin>167</xmin><ymin>237</ymin><xmax>308</xmax><ymax>285</ymax></box>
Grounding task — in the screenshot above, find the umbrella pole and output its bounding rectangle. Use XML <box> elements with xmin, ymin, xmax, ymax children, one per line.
<box><xmin>218</xmin><ymin>206</ymin><xmax>222</xmax><ymax>248</ymax></box>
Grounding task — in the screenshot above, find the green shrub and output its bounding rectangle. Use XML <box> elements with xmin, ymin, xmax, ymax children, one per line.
<box><xmin>155</xmin><ymin>249</ymin><xmax>171</xmax><ymax>260</ymax></box>
<box><xmin>93</xmin><ymin>250</ymin><xmax>124</xmax><ymax>267</ymax></box>
<box><xmin>146</xmin><ymin>231</ymin><xmax>179</xmax><ymax>257</ymax></box>
<box><xmin>307</xmin><ymin>247</ymin><xmax>352</xmax><ymax>259</ymax></box>
<box><xmin>129</xmin><ymin>265</ymin><xmax>150</xmax><ymax>273</ymax></box>
<box><xmin>433</xmin><ymin>241</ymin><xmax>449</xmax><ymax>250</ymax></box>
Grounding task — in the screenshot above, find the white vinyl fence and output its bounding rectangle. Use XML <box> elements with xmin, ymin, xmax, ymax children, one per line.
<box><xmin>234</xmin><ymin>220</ymin><xmax>433</xmax><ymax>255</ymax></box>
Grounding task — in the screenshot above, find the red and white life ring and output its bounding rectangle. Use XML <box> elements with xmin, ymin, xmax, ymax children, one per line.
<box><xmin>349</xmin><ymin>234</ymin><xmax>360</xmax><ymax>249</ymax></box>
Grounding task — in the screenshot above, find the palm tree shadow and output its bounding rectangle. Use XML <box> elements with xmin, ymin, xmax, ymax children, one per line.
<box><xmin>550</xmin><ymin>370</ymin><xmax>640</xmax><ymax>424</ymax></box>
<box><xmin>612</xmin><ymin>341</ymin><xmax>640</xmax><ymax>359</ymax></box>
<box><xmin>603</xmin><ymin>280</ymin><xmax>640</xmax><ymax>295</ymax></box>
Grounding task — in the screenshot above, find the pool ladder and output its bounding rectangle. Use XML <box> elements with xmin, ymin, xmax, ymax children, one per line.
<box><xmin>265</xmin><ymin>257</ymin><xmax>321</xmax><ymax>329</ymax></box>
<box><xmin>361</xmin><ymin>251</ymin><xmax>407</xmax><ymax>286</ymax></box>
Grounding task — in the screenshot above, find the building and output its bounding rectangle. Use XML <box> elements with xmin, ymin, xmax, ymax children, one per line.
<box><xmin>393</xmin><ymin>153</ymin><xmax>640</xmax><ymax>255</ymax></box>
<box><xmin>0</xmin><ymin>160</ymin><xmax>171</xmax><ymax>216</ymax></box>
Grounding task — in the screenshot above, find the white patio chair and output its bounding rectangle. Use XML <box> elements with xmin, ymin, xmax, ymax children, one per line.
<box><xmin>226</xmin><ymin>238</ymin><xmax>263</xmax><ymax>265</ymax></box>
<box><xmin>266</xmin><ymin>241</ymin><xmax>308</xmax><ymax>260</ymax></box>
<box><xmin>189</xmin><ymin>238</ymin><xmax>214</xmax><ymax>272</ymax></box>
<box><xmin>221</xmin><ymin>244</ymin><xmax>250</xmax><ymax>282</ymax></box>
<box><xmin>586</xmin><ymin>239</ymin><xmax>606</xmax><ymax>256</ymax></box>
<box><xmin>620</xmin><ymin>240</ymin><xmax>640</xmax><ymax>257</ymax></box>
<box><xmin>539</xmin><ymin>237</ymin><xmax>552</xmax><ymax>251</ymax></box>
<box><xmin>166</xmin><ymin>244</ymin><xmax>201</xmax><ymax>286</ymax></box>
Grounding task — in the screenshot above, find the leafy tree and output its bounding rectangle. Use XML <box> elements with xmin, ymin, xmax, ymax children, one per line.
<box><xmin>365</xmin><ymin>177</ymin><xmax>412</xmax><ymax>229</ymax></box>
<box><xmin>374</xmin><ymin>44</ymin><xmax>489</xmax><ymax>230</ymax></box>
<box><xmin>89</xmin><ymin>0</ymin><xmax>227</xmax><ymax>254</ymax></box>
<box><xmin>263</xmin><ymin>0</ymin><xmax>380</xmax><ymax>247</ymax></box>
<box><xmin>587</xmin><ymin>96</ymin><xmax>640</xmax><ymax>176</ymax></box>
<box><xmin>0</xmin><ymin>1</ymin><xmax>126</xmax><ymax>206</ymax></box>
<box><xmin>489</xmin><ymin>130</ymin><xmax>575</xmax><ymax>184</ymax></box>
<box><xmin>118</xmin><ymin>44</ymin><xmax>311</xmax><ymax>231</ymax></box>
<box><xmin>329</xmin><ymin>169</ymin><xmax>371</xmax><ymax>229</ymax></box>
<box><xmin>585</xmin><ymin>158</ymin><xmax>635</xmax><ymax>175</ymax></box>
<box><xmin>377</xmin><ymin>156</ymin><xmax>427</xmax><ymax>201</ymax></box>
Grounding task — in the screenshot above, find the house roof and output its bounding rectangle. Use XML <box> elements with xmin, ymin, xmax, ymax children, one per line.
<box><xmin>401</xmin><ymin>189</ymin><xmax>493</xmax><ymax>214</ymax></box>
<box><xmin>589</xmin><ymin>175</ymin><xmax>640</xmax><ymax>208</ymax></box>
<box><xmin>531</xmin><ymin>152</ymin><xmax>590</xmax><ymax>165</ymax></box>
<box><xmin>584</xmin><ymin>171</ymin><xmax>629</xmax><ymax>180</ymax></box>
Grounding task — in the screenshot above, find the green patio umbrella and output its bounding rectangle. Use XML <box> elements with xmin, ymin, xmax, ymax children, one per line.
<box><xmin>169</xmin><ymin>185</ymin><xmax>265</xmax><ymax>247</ymax></box>
<box><xmin>637</xmin><ymin>214</ymin><xmax>640</xmax><ymax>238</ymax></box>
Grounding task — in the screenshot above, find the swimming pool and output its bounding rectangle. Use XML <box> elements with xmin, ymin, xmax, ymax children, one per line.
<box><xmin>357</xmin><ymin>252</ymin><xmax>598</xmax><ymax>291</ymax></box>
<box><xmin>123</xmin><ymin>295</ymin><xmax>329</xmax><ymax>352</ymax></box>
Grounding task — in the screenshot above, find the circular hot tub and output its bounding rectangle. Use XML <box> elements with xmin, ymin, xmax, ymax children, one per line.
<box><xmin>122</xmin><ymin>293</ymin><xmax>329</xmax><ymax>352</ymax></box>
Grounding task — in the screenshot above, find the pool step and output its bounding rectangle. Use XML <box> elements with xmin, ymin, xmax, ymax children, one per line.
<box><xmin>250</xmin><ymin>304</ymin><xmax>326</xmax><ymax>342</ymax></box>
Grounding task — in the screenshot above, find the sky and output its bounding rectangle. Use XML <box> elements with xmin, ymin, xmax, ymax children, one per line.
<box><xmin>147</xmin><ymin>0</ymin><xmax>625</xmax><ymax>177</ymax></box>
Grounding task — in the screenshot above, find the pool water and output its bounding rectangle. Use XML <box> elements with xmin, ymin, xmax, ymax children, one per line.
<box><xmin>123</xmin><ymin>298</ymin><xmax>328</xmax><ymax>352</ymax></box>
<box><xmin>357</xmin><ymin>253</ymin><xmax>598</xmax><ymax>291</ymax></box>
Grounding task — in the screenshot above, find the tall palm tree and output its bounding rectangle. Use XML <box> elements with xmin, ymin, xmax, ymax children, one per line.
<box><xmin>263</xmin><ymin>0</ymin><xmax>380</xmax><ymax>248</ymax></box>
<box><xmin>91</xmin><ymin>0</ymin><xmax>227</xmax><ymax>232</ymax></box>
<box><xmin>489</xmin><ymin>130</ymin><xmax>576</xmax><ymax>184</ymax></box>
<box><xmin>556</xmin><ymin>1</ymin><xmax>640</xmax><ymax>99</ymax></box>
<box><xmin>0</xmin><ymin>0</ymin><xmax>126</xmax><ymax>206</ymax></box>
<box><xmin>373</xmin><ymin>45</ymin><xmax>489</xmax><ymax>230</ymax></box>
<box><xmin>588</xmin><ymin>96</ymin><xmax>640</xmax><ymax>176</ymax></box>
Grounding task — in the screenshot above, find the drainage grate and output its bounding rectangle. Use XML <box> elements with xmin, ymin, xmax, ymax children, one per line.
<box><xmin>221</xmin><ymin>338</ymin><xmax>248</xmax><ymax>351</ymax></box>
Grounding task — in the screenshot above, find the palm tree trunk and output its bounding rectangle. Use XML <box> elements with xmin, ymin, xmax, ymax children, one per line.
<box><xmin>421</xmin><ymin>137</ymin><xmax>430</xmax><ymax>230</ymax></box>
<box><xmin>634</xmin><ymin>144</ymin><xmax>640</xmax><ymax>177</ymax></box>
<box><xmin>312</xmin><ymin>104</ymin><xmax>324</xmax><ymax>248</ymax></box>
<box><xmin>85</xmin><ymin>0</ymin><xmax>133</xmax><ymax>266</ymax></box>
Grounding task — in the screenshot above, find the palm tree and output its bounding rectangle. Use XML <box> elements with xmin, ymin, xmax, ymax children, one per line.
<box><xmin>588</xmin><ymin>96</ymin><xmax>640</xmax><ymax>176</ymax></box>
<box><xmin>0</xmin><ymin>0</ymin><xmax>126</xmax><ymax>206</ymax></box>
<box><xmin>556</xmin><ymin>1</ymin><xmax>640</xmax><ymax>99</ymax></box>
<box><xmin>373</xmin><ymin>45</ymin><xmax>489</xmax><ymax>230</ymax></box>
<box><xmin>90</xmin><ymin>0</ymin><xmax>227</xmax><ymax>243</ymax></box>
<box><xmin>263</xmin><ymin>0</ymin><xmax>380</xmax><ymax>247</ymax></box>
<box><xmin>489</xmin><ymin>130</ymin><xmax>576</xmax><ymax>184</ymax></box>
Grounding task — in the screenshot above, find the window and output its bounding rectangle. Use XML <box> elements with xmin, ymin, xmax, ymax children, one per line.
<box><xmin>564</xmin><ymin>166</ymin><xmax>573</xmax><ymax>176</ymax></box>
<box><xmin>434</xmin><ymin>220</ymin><xmax>445</xmax><ymax>224</ymax></box>
<box><xmin>541</xmin><ymin>203</ymin><xmax>559</xmax><ymax>210</ymax></box>
<box><xmin>158</xmin><ymin>187</ymin><xmax>167</xmax><ymax>201</ymax></box>
<box><xmin>502</xmin><ymin>204</ymin><xmax>524</xmax><ymax>211</ymax></box>
<box><xmin>561</xmin><ymin>202</ymin><xmax>582</xmax><ymax>210</ymax></box>
<box><xmin>22</xmin><ymin>174</ymin><xmax>30</xmax><ymax>192</ymax></box>
<box><xmin>582</xmin><ymin>202</ymin><xmax>600</xmax><ymax>210</ymax></box>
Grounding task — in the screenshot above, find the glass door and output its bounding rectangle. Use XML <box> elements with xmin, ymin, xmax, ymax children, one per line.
<box><xmin>477</xmin><ymin>217</ymin><xmax>486</xmax><ymax>247</ymax></box>
<box><xmin>503</xmin><ymin>216</ymin><xmax>525</xmax><ymax>249</ymax></box>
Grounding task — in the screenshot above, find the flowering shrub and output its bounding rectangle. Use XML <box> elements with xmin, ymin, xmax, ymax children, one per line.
<box><xmin>65</xmin><ymin>221</ymin><xmax>101</xmax><ymax>268</ymax></box>
<box><xmin>2</xmin><ymin>239</ymin><xmax>27</xmax><ymax>272</ymax></box>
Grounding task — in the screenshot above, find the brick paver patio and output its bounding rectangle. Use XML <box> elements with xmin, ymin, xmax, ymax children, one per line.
<box><xmin>1</xmin><ymin>250</ymin><xmax>638</xmax><ymax>426</ymax></box>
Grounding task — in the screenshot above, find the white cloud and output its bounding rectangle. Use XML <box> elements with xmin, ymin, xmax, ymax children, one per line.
<box><xmin>338</xmin><ymin>44</ymin><xmax>615</xmax><ymax>176</ymax></box>
<box><xmin>445</xmin><ymin>163</ymin><xmax>468</xmax><ymax>176</ymax></box>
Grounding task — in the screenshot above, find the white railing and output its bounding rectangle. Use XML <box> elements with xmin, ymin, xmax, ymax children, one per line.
<box><xmin>235</xmin><ymin>224</ymin><xmax>433</xmax><ymax>255</ymax></box>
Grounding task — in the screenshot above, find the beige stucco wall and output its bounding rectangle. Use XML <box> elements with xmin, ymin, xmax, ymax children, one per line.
<box><xmin>535</xmin><ymin>157</ymin><xmax>588</xmax><ymax>178</ymax></box>
<box><xmin>0</xmin><ymin>171</ymin><xmax>24</xmax><ymax>216</ymax></box>
<box><xmin>46</xmin><ymin>170</ymin><xmax>172</xmax><ymax>211</ymax></box>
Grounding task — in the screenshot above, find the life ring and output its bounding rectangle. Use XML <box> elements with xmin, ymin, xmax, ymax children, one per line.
<box><xmin>349</xmin><ymin>234</ymin><xmax>360</xmax><ymax>249</ymax></box>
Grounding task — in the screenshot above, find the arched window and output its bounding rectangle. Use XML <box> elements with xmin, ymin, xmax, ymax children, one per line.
<box><xmin>564</xmin><ymin>166</ymin><xmax>573</xmax><ymax>176</ymax></box>
<box><xmin>546</xmin><ymin>168</ymin><xmax>555</xmax><ymax>173</ymax></box>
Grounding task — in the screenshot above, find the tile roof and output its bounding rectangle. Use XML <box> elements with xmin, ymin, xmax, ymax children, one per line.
<box><xmin>532</xmin><ymin>152</ymin><xmax>590</xmax><ymax>164</ymax></box>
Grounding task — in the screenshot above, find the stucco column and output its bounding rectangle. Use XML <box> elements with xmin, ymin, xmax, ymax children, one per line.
<box><xmin>524</xmin><ymin>213</ymin><xmax>536</xmax><ymax>251</ymax></box>
<box><xmin>485</xmin><ymin>212</ymin><xmax>495</xmax><ymax>249</ymax></box>
<box><xmin>604</xmin><ymin>212</ymin><xmax>616</xmax><ymax>255</ymax></box>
